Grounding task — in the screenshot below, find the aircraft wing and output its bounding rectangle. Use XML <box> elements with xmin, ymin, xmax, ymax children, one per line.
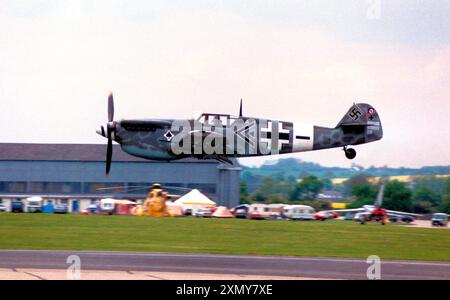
<box><xmin>321</xmin><ymin>208</ymin><xmax>366</xmax><ymax>214</ymax></box>
<box><xmin>386</xmin><ymin>210</ymin><xmax>422</xmax><ymax>217</ymax></box>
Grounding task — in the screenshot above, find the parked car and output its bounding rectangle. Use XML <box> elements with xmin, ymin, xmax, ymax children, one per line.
<box><xmin>230</xmin><ymin>204</ymin><xmax>249</xmax><ymax>219</ymax></box>
<box><xmin>344</xmin><ymin>213</ymin><xmax>355</xmax><ymax>221</ymax></box>
<box><xmin>389</xmin><ymin>215</ymin><xmax>399</xmax><ymax>222</ymax></box>
<box><xmin>0</xmin><ymin>203</ymin><xmax>6</xmax><ymax>212</ymax></box>
<box><xmin>11</xmin><ymin>200</ymin><xmax>24</xmax><ymax>213</ymax></box>
<box><xmin>54</xmin><ymin>204</ymin><xmax>68</xmax><ymax>214</ymax></box>
<box><xmin>431</xmin><ymin>213</ymin><xmax>448</xmax><ymax>227</ymax></box>
<box><xmin>87</xmin><ymin>204</ymin><xmax>98</xmax><ymax>214</ymax></box>
<box><xmin>400</xmin><ymin>215</ymin><xmax>415</xmax><ymax>224</ymax></box>
<box><xmin>193</xmin><ymin>206</ymin><xmax>214</xmax><ymax>218</ymax></box>
<box><xmin>314</xmin><ymin>211</ymin><xmax>337</xmax><ymax>221</ymax></box>
<box><xmin>390</xmin><ymin>215</ymin><xmax>415</xmax><ymax>223</ymax></box>
<box><xmin>268</xmin><ymin>212</ymin><xmax>284</xmax><ymax>220</ymax></box>
<box><xmin>234</xmin><ymin>208</ymin><xmax>248</xmax><ymax>218</ymax></box>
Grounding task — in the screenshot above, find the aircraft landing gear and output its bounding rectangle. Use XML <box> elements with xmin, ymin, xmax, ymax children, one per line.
<box><xmin>343</xmin><ymin>147</ymin><xmax>356</xmax><ymax>160</ymax></box>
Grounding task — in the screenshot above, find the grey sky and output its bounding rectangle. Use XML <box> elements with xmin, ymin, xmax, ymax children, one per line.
<box><xmin>1</xmin><ymin>0</ymin><xmax>449</xmax><ymax>168</ymax></box>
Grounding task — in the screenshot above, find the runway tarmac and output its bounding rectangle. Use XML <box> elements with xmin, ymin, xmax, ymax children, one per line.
<box><xmin>0</xmin><ymin>250</ymin><xmax>448</xmax><ymax>280</ymax></box>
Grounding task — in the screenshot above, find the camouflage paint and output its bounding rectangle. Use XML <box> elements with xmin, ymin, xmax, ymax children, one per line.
<box><xmin>97</xmin><ymin>103</ymin><xmax>382</xmax><ymax>162</ymax></box>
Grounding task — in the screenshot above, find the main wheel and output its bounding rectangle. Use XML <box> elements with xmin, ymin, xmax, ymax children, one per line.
<box><xmin>345</xmin><ymin>148</ymin><xmax>357</xmax><ymax>159</ymax></box>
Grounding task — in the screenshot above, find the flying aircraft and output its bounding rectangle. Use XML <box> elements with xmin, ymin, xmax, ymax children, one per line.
<box><xmin>97</xmin><ymin>93</ymin><xmax>383</xmax><ymax>174</ymax></box>
<box><xmin>318</xmin><ymin>184</ymin><xmax>421</xmax><ymax>225</ymax></box>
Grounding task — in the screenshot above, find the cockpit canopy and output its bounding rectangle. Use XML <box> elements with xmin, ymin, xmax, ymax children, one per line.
<box><xmin>196</xmin><ymin>113</ymin><xmax>238</xmax><ymax>127</ymax></box>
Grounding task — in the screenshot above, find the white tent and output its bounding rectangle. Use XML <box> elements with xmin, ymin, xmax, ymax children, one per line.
<box><xmin>174</xmin><ymin>189</ymin><xmax>216</xmax><ymax>208</ymax></box>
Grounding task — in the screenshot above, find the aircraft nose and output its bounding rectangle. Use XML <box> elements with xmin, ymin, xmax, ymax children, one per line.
<box><xmin>96</xmin><ymin>125</ymin><xmax>106</xmax><ymax>137</ymax></box>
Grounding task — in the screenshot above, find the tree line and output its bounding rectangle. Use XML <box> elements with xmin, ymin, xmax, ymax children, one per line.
<box><xmin>240</xmin><ymin>173</ymin><xmax>450</xmax><ymax>214</ymax></box>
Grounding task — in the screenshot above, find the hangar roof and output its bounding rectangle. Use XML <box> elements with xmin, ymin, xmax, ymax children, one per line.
<box><xmin>0</xmin><ymin>143</ymin><xmax>215</xmax><ymax>163</ymax></box>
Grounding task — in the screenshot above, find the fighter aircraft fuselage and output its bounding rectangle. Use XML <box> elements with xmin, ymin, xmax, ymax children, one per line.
<box><xmin>97</xmin><ymin>94</ymin><xmax>383</xmax><ymax>173</ymax></box>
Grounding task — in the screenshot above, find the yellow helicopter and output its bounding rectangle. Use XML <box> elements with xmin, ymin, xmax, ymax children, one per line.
<box><xmin>138</xmin><ymin>183</ymin><xmax>173</xmax><ymax>217</ymax></box>
<box><xmin>97</xmin><ymin>183</ymin><xmax>185</xmax><ymax>217</ymax></box>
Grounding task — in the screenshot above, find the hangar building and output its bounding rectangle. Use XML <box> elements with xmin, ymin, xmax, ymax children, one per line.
<box><xmin>0</xmin><ymin>143</ymin><xmax>241</xmax><ymax>212</ymax></box>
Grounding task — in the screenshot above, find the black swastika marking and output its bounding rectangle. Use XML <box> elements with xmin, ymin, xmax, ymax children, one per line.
<box><xmin>349</xmin><ymin>107</ymin><xmax>362</xmax><ymax>120</ymax></box>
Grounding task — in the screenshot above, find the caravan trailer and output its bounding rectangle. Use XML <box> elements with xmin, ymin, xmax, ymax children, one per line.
<box><xmin>99</xmin><ymin>198</ymin><xmax>116</xmax><ymax>215</ymax></box>
<box><xmin>247</xmin><ymin>204</ymin><xmax>271</xmax><ymax>220</ymax></box>
<box><xmin>25</xmin><ymin>196</ymin><xmax>43</xmax><ymax>213</ymax></box>
<box><xmin>283</xmin><ymin>205</ymin><xmax>315</xmax><ymax>221</ymax></box>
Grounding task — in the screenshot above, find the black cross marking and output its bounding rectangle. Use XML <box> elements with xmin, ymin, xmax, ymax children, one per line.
<box><xmin>163</xmin><ymin>130</ymin><xmax>174</xmax><ymax>141</ymax></box>
<box><xmin>265</xmin><ymin>132</ymin><xmax>290</xmax><ymax>140</ymax></box>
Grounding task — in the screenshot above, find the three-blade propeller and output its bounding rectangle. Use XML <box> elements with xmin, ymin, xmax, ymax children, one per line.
<box><xmin>106</xmin><ymin>93</ymin><xmax>115</xmax><ymax>175</ymax></box>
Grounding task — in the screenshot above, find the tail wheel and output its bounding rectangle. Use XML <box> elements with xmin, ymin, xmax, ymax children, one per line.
<box><xmin>344</xmin><ymin>147</ymin><xmax>357</xmax><ymax>159</ymax></box>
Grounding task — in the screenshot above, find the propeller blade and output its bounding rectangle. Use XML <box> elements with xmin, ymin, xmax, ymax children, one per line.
<box><xmin>106</xmin><ymin>127</ymin><xmax>113</xmax><ymax>175</ymax></box>
<box><xmin>96</xmin><ymin>184</ymin><xmax>193</xmax><ymax>192</ymax></box>
<box><xmin>167</xmin><ymin>194</ymin><xmax>181</xmax><ymax>199</ymax></box>
<box><xmin>108</xmin><ymin>92</ymin><xmax>114</xmax><ymax>122</ymax></box>
<box><xmin>96</xmin><ymin>185</ymin><xmax>150</xmax><ymax>191</ymax></box>
<box><xmin>160</xmin><ymin>186</ymin><xmax>194</xmax><ymax>192</ymax></box>
<box><xmin>239</xmin><ymin>98</ymin><xmax>243</xmax><ymax>117</ymax></box>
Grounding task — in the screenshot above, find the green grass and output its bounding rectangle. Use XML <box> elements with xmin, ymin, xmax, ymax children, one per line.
<box><xmin>0</xmin><ymin>213</ymin><xmax>449</xmax><ymax>261</ymax></box>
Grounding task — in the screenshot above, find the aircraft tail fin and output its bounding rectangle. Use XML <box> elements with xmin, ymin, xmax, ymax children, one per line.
<box><xmin>336</xmin><ymin>103</ymin><xmax>380</xmax><ymax>127</ymax></box>
<box><xmin>374</xmin><ymin>184</ymin><xmax>384</xmax><ymax>208</ymax></box>
<box><xmin>335</xmin><ymin>103</ymin><xmax>383</xmax><ymax>143</ymax></box>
